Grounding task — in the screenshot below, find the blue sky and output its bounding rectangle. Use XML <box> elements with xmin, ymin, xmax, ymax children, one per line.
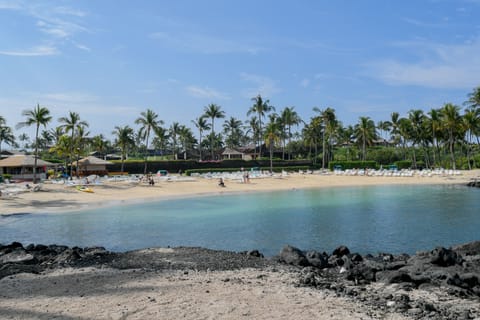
<box><xmin>1</xmin><ymin>0</ymin><xmax>480</xmax><ymax>141</ymax></box>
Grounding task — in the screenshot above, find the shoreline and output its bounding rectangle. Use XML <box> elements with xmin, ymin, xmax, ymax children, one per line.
<box><xmin>1</xmin><ymin>169</ymin><xmax>478</xmax><ymax>216</ymax></box>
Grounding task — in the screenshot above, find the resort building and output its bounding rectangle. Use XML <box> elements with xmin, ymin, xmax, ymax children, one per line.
<box><xmin>0</xmin><ymin>155</ymin><xmax>55</xmax><ymax>181</ymax></box>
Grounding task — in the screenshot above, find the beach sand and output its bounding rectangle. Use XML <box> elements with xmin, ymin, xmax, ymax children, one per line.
<box><xmin>1</xmin><ymin>169</ymin><xmax>478</xmax><ymax>215</ymax></box>
<box><xmin>1</xmin><ymin>170</ymin><xmax>479</xmax><ymax>319</ymax></box>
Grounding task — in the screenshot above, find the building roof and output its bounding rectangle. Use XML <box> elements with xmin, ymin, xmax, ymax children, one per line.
<box><xmin>73</xmin><ymin>156</ymin><xmax>113</xmax><ymax>166</ymax></box>
<box><xmin>0</xmin><ymin>155</ymin><xmax>55</xmax><ymax>167</ymax></box>
<box><xmin>222</xmin><ymin>148</ymin><xmax>244</xmax><ymax>155</ymax></box>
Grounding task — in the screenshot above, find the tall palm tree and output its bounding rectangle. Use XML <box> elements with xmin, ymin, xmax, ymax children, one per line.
<box><xmin>353</xmin><ymin>116</ymin><xmax>377</xmax><ymax>161</ymax></box>
<box><xmin>16</xmin><ymin>104</ymin><xmax>52</xmax><ymax>183</ymax></box>
<box><xmin>178</xmin><ymin>126</ymin><xmax>195</xmax><ymax>160</ymax></box>
<box><xmin>427</xmin><ymin>108</ymin><xmax>442</xmax><ymax>167</ymax></box>
<box><xmin>313</xmin><ymin>107</ymin><xmax>336</xmax><ymax>169</ymax></box>
<box><xmin>203</xmin><ymin>103</ymin><xmax>225</xmax><ymax>160</ymax></box>
<box><xmin>440</xmin><ymin>103</ymin><xmax>462</xmax><ymax>170</ymax></box>
<box><xmin>280</xmin><ymin>106</ymin><xmax>302</xmax><ymax>160</ymax></box>
<box><xmin>191</xmin><ymin>116</ymin><xmax>210</xmax><ymax>160</ymax></box>
<box><xmin>73</xmin><ymin>124</ymin><xmax>90</xmax><ymax>177</ymax></box>
<box><xmin>264</xmin><ymin>117</ymin><xmax>281</xmax><ymax>173</ymax></box>
<box><xmin>152</xmin><ymin>126</ymin><xmax>169</xmax><ymax>158</ymax></box>
<box><xmin>408</xmin><ymin>109</ymin><xmax>425</xmax><ymax>168</ymax></box>
<box><xmin>112</xmin><ymin>125</ymin><xmax>135</xmax><ymax>172</ymax></box>
<box><xmin>247</xmin><ymin>95</ymin><xmax>275</xmax><ymax>157</ymax></box>
<box><xmin>135</xmin><ymin>109</ymin><xmax>163</xmax><ymax>174</ymax></box>
<box><xmin>169</xmin><ymin>122</ymin><xmax>182</xmax><ymax>160</ymax></box>
<box><xmin>223</xmin><ymin>117</ymin><xmax>243</xmax><ymax>149</ymax></box>
<box><xmin>465</xmin><ymin>86</ymin><xmax>480</xmax><ymax>111</ymax></box>
<box><xmin>0</xmin><ymin>125</ymin><xmax>16</xmax><ymax>154</ymax></box>
<box><xmin>462</xmin><ymin>108</ymin><xmax>480</xmax><ymax>169</ymax></box>
<box><xmin>247</xmin><ymin>116</ymin><xmax>260</xmax><ymax>159</ymax></box>
<box><xmin>58</xmin><ymin>111</ymin><xmax>88</xmax><ymax>178</ymax></box>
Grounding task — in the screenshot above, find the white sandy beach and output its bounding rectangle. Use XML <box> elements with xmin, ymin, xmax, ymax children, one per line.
<box><xmin>1</xmin><ymin>170</ymin><xmax>479</xmax><ymax>320</ymax></box>
<box><xmin>1</xmin><ymin>169</ymin><xmax>478</xmax><ymax>216</ymax></box>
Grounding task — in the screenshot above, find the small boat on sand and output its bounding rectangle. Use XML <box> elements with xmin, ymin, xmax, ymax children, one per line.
<box><xmin>76</xmin><ymin>186</ymin><xmax>94</xmax><ymax>193</ymax></box>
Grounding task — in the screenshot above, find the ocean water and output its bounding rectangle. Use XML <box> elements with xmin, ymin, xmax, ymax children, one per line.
<box><xmin>1</xmin><ymin>185</ymin><xmax>479</xmax><ymax>256</ymax></box>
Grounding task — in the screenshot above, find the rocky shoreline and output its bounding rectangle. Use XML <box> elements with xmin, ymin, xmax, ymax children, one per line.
<box><xmin>1</xmin><ymin>241</ymin><xmax>479</xmax><ymax>319</ymax></box>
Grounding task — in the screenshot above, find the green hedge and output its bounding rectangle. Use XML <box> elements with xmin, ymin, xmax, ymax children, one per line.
<box><xmin>184</xmin><ymin>166</ymin><xmax>310</xmax><ymax>176</ymax></box>
<box><xmin>109</xmin><ymin>159</ymin><xmax>312</xmax><ymax>174</ymax></box>
<box><xmin>328</xmin><ymin>161</ymin><xmax>378</xmax><ymax>171</ymax></box>
<box><xmin>394</xmin><ymin>160</ymin><xmax>412</xmax><ymax>169</ymax></box>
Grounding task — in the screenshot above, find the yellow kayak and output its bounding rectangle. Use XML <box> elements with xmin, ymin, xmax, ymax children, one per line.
<box><xmin>76</xmin><ymin>186</ymin><xmax>94</xmax><ymax>193</ymax></box>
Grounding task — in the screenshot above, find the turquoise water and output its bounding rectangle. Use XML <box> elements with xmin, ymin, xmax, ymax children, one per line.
<box><xmin>1</xmin><ymin>185</ymin><xmax>479</xmax><ymax>256</ymax></box>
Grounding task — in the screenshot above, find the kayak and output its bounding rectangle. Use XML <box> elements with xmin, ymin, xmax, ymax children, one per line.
<box><xmin>76</xmin><ymin>186</ymin><xmax>94</xmax><ymax>193</ymax></box>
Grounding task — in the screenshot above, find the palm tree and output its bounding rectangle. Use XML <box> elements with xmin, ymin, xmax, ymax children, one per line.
<box><xmin>353</xmin><ymin>116</ymin><xmax>377</xmax><ymax>161</ymax></box>
<box><xmin>0</xmin><ymin>125</ymin><xmax>16</xmax><ymax>154</ymax></box>
<box><xmin>73</xmin><ymin>125</ymin><xmax>90</xmax><ymax>177</ymax></box>
<box><xmin>191</xmin><ymin>116</ymin><xmax>210</xmax><ymax>160</ymax></box>
<box><xmin>203</xmin><ymin>103</ymin><xmax>225</xmax><ymax>160</ymax></box>
<box><xmin>313</xmin><ymin>107</ymin><xmax>337</xmax><ymax>169</ymax></box>
<box><xmin>58</xmin><ymin>111</ymin><xmax>88</xmax><ymax>178</ymax></box>
<box><xmin>264</xmin><ymin>116</ymin><xmax>281</xmax><ymax>173</ymax></box>
<box><xmin>465</xmin><ymin>86</ymin><xmax>480</xmax><ymax>111</ymax></box>
<box><xmin>302</xmin><ymin>116</ymin><xmax>322</xmax><ymax>164</ymax></box>
<box><xmin>247</xmin><ymin>116</ymin><xmax>260</xmax><ymax>159</ymax></box>
<box><xmin>462</xmin><ymin>108</ymin><xmax>479</xmax><ymax>169</ymax></box>
<box><xmin>168</xmin><ymin>122</ymin><xmax>182</xmax><ymax>160</ymax></box>
<box><xmin>440</xmin><ymin>103</ymin><xmax>462</xmax><ymax>170</ymax></box>
<box><xmin>135</xmin><ymin>109</ymin><xmax>163</xmax><ymax>174</ymax></box>
<box><xmin>408</xmin><ymin>109</ymin><xmax>425</xmax><ymax>168</ymax></box>
<box><xmin>280</xmin><ymin>106</ymin><xmax>302</xmax><ymax>160</ymax></box>
<box><xmin>18</xmin><ymin>133</ymin><xmax>30</xmax><ymax>150</ymax></box>
<box><xmin>223</xmin><ymin>117</ymin><xmax>243</xmax><ymax>149</ymax></box>
<box><xmin>49</xmin><ymin>135</ymin><xmax>73</xmax><ymax>172</ymax></box>
<box><xmin>112</xmin><ymin>125</ymin><xmax>135</xmax><ymax>172</ymax></box>
<box><xmin>16</xmin><ymin>104</ymin><xmax>52</xmax><ymax>183</ymax></box>
<box><xmin>152</xmin><ymin>126</ymin><xmax>169</xmax><ymax>158</ymax></box>
<box><xmin>427</xmin><ymin>108</ymin><xmax>442</xmax><ymax>167</ymax></box>
<box><xmin>178</xmin><ymin>126</ymin><xmax>195</xmax><ymax>160</ymax></box>
<box><xmin>247</xmin><ymin>95</ymin><xmax>275</xmax><ymax>157</ymax></box>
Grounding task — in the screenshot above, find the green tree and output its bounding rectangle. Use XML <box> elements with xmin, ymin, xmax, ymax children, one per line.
<box><xmin>191</xmin><ymin>116</ymin><xmax>210</xmax><ymax>161</ymax></box>
<box><xmin>462</xmin><ymin>108</ymin><xmax>480</xmax><ymax>169</ymax></box>
<box><xmin>16</xmin><ymin>104</ymin><xmax>52</xmax><ymax>183</ymax></box>
<box><xmin>0</xmin><ymin>124</ymin><xmax>16</xmax><ymax>154</ymax></box>
<box><xmin>354</xmin><ymin>116</ymin><xmax>377</xmax><ymax>161</ymax></box>
<box><xmin>169</xmin><ymin>122</ymin><xmax>181</xmax><ymax>160</ymax></box>
<box><xmin>440</xmin><ymin>103</ymin><xmax>462</xmax><ymax>170</ymax></box>
<box><xmin>203</xmin><ymin>103</ymin><xmax>225</xmax><ymax>160</ymax></box>
<box><xmin>313</xmin><ymin>107</ymin><xmax>337</xmax><ymax>169</ymax></box>
<box><xmin>223</xmin><ymin>117</ymin><xmax>243</xmax><ymax>148</ymax></box>
<box><xmin>280</xmin><ymin>106</ymin><xmax>302</xmax><ymax>160</ymax></box>
<box><xmin>135</xmin><ymin>109</ymin><xmax>163</xmax><ymax>173</ymax></box>
<box><xmin>247</xmin><ymin>95</ymin><xmax>275</xmax><ymax>157</ymax></box>
<box><xmin>112</xmin><ymin>126</ymin><xmax>135</xmax><ymax>172</ymax></box>
<box><xmin>264</xmin><ymin>116</ymin><xmax>281</xmax><ymax>172</ymax></box>
<box><xmin>58</xmin><ymin>111</ymin><xmax>89</xmax><ymax>177</ymax></box>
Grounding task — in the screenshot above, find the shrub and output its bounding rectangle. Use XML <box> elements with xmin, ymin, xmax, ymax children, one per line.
<box><xmin>394</xmin><ymin>160</ymin><xmax>412</xmax><ymax>169</ymax></box>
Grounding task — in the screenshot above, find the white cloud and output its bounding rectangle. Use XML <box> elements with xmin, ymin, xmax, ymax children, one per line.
<box><xmin>240</xmin><ymin>72</ymin><xmax>280</xmax><ymax>98</ymax></box>
<box><xmin>0</xmin><ymin>45</ymin><xmax>59</xmax><ymax>56</ymax></box>
<box><xmin>186</xmin><ymin>86</ymin><xmax>230</xmax><ymax>100</ymax></box>
<box><xmin>366</xmin><ymin>38</ymin><xmax>480</xmax><ymax>89</ymax></box>
<box><xmin>0</xmin><ymin>2</ymin><xmax>89</xmax><ymax>55</ymax></box>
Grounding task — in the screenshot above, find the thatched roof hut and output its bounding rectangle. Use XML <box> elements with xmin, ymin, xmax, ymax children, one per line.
<box><xmin>0</xmin><ymin>155</ymin><xmax>56</xmax><ymax>181</ymax></box>
<box><xmin>72</xmin><ymin>156</ymin><xmax>113</xmax><ymax>176</ymax></box>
